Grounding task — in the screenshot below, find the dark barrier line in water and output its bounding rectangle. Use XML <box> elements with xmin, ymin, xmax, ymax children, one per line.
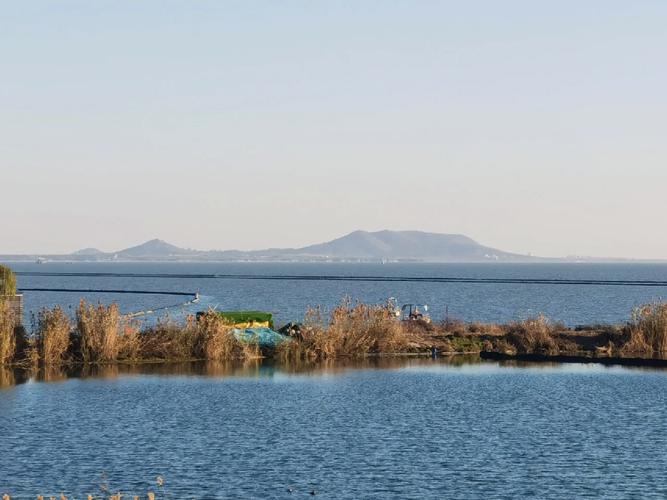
<box><xmin>18</xmin><ymin>287</ymin><xmax>196</xmax><ymax>296</ymax></box>
<box><xmin>125</xmin><ymin>293</ymin><xmax>201</xmax><ymax>318</ymax></box>
<box><xmin>16</xmin><ymin>288</ymin><xmax>201</xmax><ymax>318</ymax></box>
<box><xmin>13</xmin><ymin>272</ymin><xmax>667</xmax><ymax>287</ymax></box>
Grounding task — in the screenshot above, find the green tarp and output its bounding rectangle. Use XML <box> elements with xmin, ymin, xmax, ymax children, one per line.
<box><xmin>217</xmin><ymin>311</ymin><xmax>274</xmax><ymax>328</ymax></box>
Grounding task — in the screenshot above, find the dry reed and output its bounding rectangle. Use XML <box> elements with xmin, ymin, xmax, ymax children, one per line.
<box><xmin>196</xmin><ymin>311</ymin><xmax>255</xmax><ymax>360</ymax></box>
<box><xmin>140</xmin><ymin>316</ymin><xmax>200</xmax><ymax>360</ymax></box>
<box><xmin>35</xmin><ymin>306</ymin><xmax>71</xmax><ymax>365</ymax></box>
<box><xmin>11</xmin><ymin>298</ymin><xmax>667</xmax><ymax>366</ymax></box>
<box><xmin>196</xmin><ymin>311</ymin><xmax>235</xmax><ymax>359</ymax></box>
<box><xmin>504</xmin><ymin>315</ymin><xmax>558</xmax><ymax>354</ymax></box>
<box><xmin>0</xmin><ymin>264</ymin><xmax>17</xmax><ymax>296</ymax></box>
<box><xmin>117</xmin><ymin>319</ymin><xmax>142</xmax><ymax>360</ymax></box>
<box><xmin>0</xmin><ymin>299</ymin><xmax>17</xmax><ymax>365</ymax></box>
<box><xmin>75</xmin><ymin>300</ymin><xmax>120</xmax><ymax>363</ymax></box>
<box><xmin>623</xmin><ymin>302</ymin><xmax>667</xmax><ymax>354</ymax></box>
<box><xmin>278</xmin><ymin>298</ymin><xmax>409</xmax><ymax>360</ymax></box>
<box><xmin>138</xmin><ymin>312</ymin><xmax>257</xmax><ymax>361</ymax></box>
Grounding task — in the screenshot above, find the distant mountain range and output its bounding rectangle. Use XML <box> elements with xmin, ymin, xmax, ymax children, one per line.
<box><xmin>0</xmin><ymin>230</ymin><xmax>544</xmax><ymax>263</ymax></box>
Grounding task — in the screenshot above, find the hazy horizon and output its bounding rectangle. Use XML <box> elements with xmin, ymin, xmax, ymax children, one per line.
<box><xmin>2</xmin><ymin>1</ymin><xmax>666</xmax><ymax>259</ymax></box>
<box><xmin>1</xmin><ymin>229</ymin><xmax>666</xmax><ymax>261</ymax></box>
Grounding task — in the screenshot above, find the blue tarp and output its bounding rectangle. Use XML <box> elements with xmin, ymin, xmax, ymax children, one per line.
<box><xmin>232</xmin><ymin>327</ymin><xmax>292</xmax><ymax>348</ymax></box>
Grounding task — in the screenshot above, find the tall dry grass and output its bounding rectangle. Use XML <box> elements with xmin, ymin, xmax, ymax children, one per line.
<box><xmin>623</xmin><ymin>302</ymin><xmax>667</xmax><ymax>354</ymax></box>
<box><xmin>138</xmin><ymin>312</ymin><xmax>257</xmax><ymax>361</ymax></box>
<box><xmin>0</xmin><ymin>264</ymin><xmax>17</xmax><ymax>296</ymax></box>
<box><xmin>196</xmin><ymin>311</ymin><xmax>238</xmax><ymax>360</ymax></box>
<box><xmin>35</xmin><ymin>306</ymin><xmax>71</xmax><ymax>365</ymax></box>
<box><xmin>278</xmin><ymin>299</ymin><xmax>409</xmax><ymax>360</ymax></box>
<box><xmin>140</xmin><ymin>317</ymin><xmax>199</xmax><ymax>360</ymax></box>
<box><xmin>117</xmin><ymin>319</ymin><xmax>142</xmax><ymax>360</ymax></box>
<box><xmin>504</xmin><ymin>315</ymin><xmax>558</xmax><ymax>354</ymax></box>
<box><xmin>196</xmin><ymin>311</ymin><xmax>259</xmax><ymax>360</ymax></box>
<box><xmin>0</xmin><ymin>299</ymin><xmax>18</xmax><ymax>365</ymax></box>
<box><xmin>75</xmin><ymin>300</ymin><xmax>120</xmax><ymax>363</ymax></box>
<box><xmin>13</xmin><ymin>298</ymin><xmax>667</xmax><ymax>366</ymax></box>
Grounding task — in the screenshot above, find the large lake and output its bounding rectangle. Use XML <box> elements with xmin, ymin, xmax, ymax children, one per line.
<box><xmin>10</xmin><ymin>262</ymin><xmax>667</xmax><ymax>326</ymax></box>
<box><xmin>4</xmin><ymin>263</ymin><xmax>667</xmax><ymax>497</ymax></box>
<box><xmin>1</xmin><ymin>358</ymin><xmax>666</xmax><ymax>498</ymax></box>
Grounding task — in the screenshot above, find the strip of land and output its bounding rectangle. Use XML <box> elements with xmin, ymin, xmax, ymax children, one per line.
<box><xmin>1</xmin><ymin>296</ymin><xmax>666</xmax><ymax>369</ymax></box>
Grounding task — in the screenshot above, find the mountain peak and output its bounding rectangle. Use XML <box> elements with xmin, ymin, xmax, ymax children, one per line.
<box><xmin>72</xmin><ymin>247</ymin><xmax>104</xmax><ymax>256</ymax></box>
<box><xmin>298</xmin><ymin>230</ymin><xmax>521</xmax><ymax>261</ymax></box>
<box><xmin>116</xmin><ymin>239</ymin><xmax>194</xmax><ymax>257</ymax></box>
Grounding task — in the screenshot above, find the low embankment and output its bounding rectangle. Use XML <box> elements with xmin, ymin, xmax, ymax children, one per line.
<box><xmin>1</xmin><ymin>298</ymin><xmax>667</xmax><ymax>367</ymax></box>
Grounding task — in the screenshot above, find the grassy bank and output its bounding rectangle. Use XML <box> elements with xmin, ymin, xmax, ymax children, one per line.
<box><xmin>1</xmin><ymin>297</ymin><xmax>667</xmax><ymax>367</ymax></box>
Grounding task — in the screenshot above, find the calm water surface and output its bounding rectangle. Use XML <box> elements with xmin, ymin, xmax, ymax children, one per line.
<box><xmin>1</xmin><ymin>358</ymin><xmax>666</xmax><ymax>499</ymax></box>
<box><xmin>10</xmin><ymin>262</ymin><xmax>667</xmax><ymax>325</ymax></box>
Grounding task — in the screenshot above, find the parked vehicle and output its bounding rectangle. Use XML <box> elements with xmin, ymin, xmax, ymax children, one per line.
<box><xmin>400</xmin><ymin>304</ymin><xmax>431</xmax><ymax>323</ymax></box>
<box><xmin>386</xmin><ymin>298</ymin><xmax>431</xmax><ymax>323</ymax></box>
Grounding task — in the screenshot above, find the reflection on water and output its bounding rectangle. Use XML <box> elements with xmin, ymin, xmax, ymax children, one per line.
<box><xmin>2</xmin><ymin>355</ymin><xmax>667</xmax><ymax>499</ymax></box>
<box><xmin>0</xmin><ymin>366</ymin><xmax>28</xmax><ymax>388</ymax></box>
<box><xmin>2</xmin><ymin>354</ymin><xmax>667</xmax><ymax>389</ymax></box>
<box><xmin>0</xmin><ymin>355</ymin><xmax>486</xmax><ymax>388</ymax></box>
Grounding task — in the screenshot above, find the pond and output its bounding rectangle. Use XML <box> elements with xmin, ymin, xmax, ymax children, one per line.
<box><xmin>1</xmin><ymin>357</ymin><xmax>666</xmax><ymax>499</ymax></box>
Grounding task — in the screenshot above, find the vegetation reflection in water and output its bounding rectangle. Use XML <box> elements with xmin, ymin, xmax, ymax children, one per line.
<box><xmin>2</xmin><ymin>353</ymin><xmax>665</xmax><ymax>390</ymax></box>
<box><xmin>0</xmin><ymin>355</ymin><xmax>481</xmax><ymax>388</ymax></box>
<box><xmin>2</xmin><ymin>357</ymin><xmax>667</xmax><ymax>498</ymax></box>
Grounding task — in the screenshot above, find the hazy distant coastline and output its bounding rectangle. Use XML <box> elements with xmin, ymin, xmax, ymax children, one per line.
<box><xmin>1</xmin><ymin>230</ymin><xmax>660</xmax><ymax>264</ymax></box>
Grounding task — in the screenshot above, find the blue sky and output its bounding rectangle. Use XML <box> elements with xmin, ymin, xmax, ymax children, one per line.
<box><xmin>1</xmin><ymin>1</ymin><xmax>666</xmax><ymax>257</ymax></box>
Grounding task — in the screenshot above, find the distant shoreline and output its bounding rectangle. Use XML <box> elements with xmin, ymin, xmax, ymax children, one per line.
<box><xmin>5</xmin><ymin>230</ymin><xmax>662</xmax><ymax>263</ymax></box>
<box><xmin>2</xmin><ymin>257</ymin><xmax>666</xmax><ymax>264</ymax></box>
